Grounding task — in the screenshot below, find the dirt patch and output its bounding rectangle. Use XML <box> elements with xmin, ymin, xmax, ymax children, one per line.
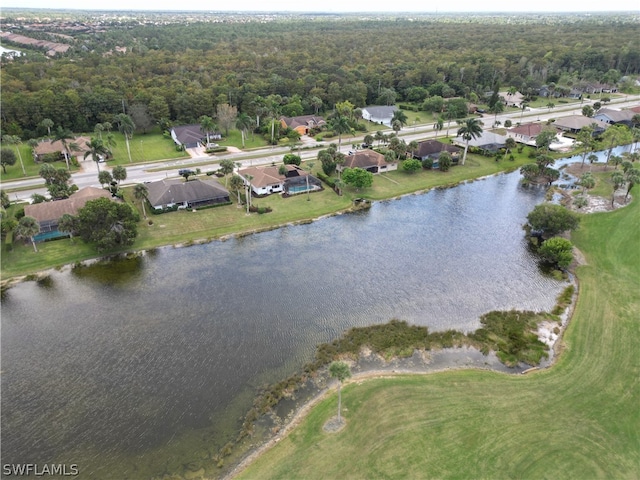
<box><xmin>323</xmin><ymin>416</ymin><xmax>347</xmax><ymax>433</ymax></box>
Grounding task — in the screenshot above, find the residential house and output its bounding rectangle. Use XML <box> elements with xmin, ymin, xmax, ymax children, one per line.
<box><xmin>499</xmin><ymin>91</ymin><xmax>525</xmax><ymax>108</ymax></box>
<box><xmin>552</xmin><ymin>116</ymin><xmax>609</xmax><ymax>135</ymax></box>
<box><xmin>146</xmin><ymin>178</ymin><xmax>230</xmax><ymax>210</ymax></box>
<box><xmin>361</xmin><ymin>106</ymin><xmax>398</xmax><ymax>127</ymax></box>
<box><xmin>279</xmin><ymin>115</ymin><xmax>326</xmax><ymax>135</ymax></box>
<box><xmin>594</xmin><ymin>108</ymin><xmax>635</xmax><ymax>127</ymax></box>
<box><xmin>33</xmin><ymin>136</ymin><xmax>91</xmax><ymax>162</ymax></box>
<box><xmin>507</xmin><ymin>123</ymin><xmax>560</xmax><ymax>146</ymax></box>
<box><xmin>24</xmin><ymin>186</ymin><xmax>112</xmax><ymax>241</ymax></box>
<box><xmin>238</xmin><ymin>164</ymin><xmax>319</xmax><ymax>196</ymax></box>
<box><xmin>171</xmin><ymin>124</ymin><xmax>221</xmax><ymax>149</ymax></box>
<box><xmin>412</xmin><ymin>140</ymin><xmax>461</xmax><ymax>163</ymax></box>
<box><xmin>583</xmin><ymin>83</ymin><xmax>618</xmax><ymax>95</ymax></box>
<box><xmin>337</xmin><ymin>150</ymin><xmax>398</xmax><ymax>174</ymax></box>
<box><xmin>452</xmin><ymin>131</ymin><xmax>507</xmax><ymax>152</ymax></box>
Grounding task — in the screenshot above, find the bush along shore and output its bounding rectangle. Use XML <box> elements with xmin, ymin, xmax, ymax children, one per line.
<box><xmin>213</xmin><ymin>285</ymin><xmax>575</xmax><ymax>477</ymax></box>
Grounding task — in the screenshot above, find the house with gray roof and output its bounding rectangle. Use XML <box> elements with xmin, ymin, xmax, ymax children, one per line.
<box><xmin>361</xmin><ymin>106</ymin><xmax>398</xmax><ymax>127</ymax></box>
<box><xmin>452</xmin><ymin>131</ymin><xmax>507</xmax><ymax>152</ymax></box>
<box><xmin>171</xmin><ymin>124</ymin><xmax>221</xmax><ymax>149</ymax></box>
<box><xmin>594</xmin><ymin>108</ymin><xmax>635</xmax><ymax>127</ymax></box>
<box><xmin>552</xmin><ymin>116</ymin><xmax>609</xmax><ymax>135</ymax></box>
<box><xmin>146</xmin><ymin>178</ymin><xmax>230</xmax><ymax>211</ymax></box>
<box><xmin>413</xmin><ymin>140</ymin><xmax>461</xmax><ymax>162</ymax></box>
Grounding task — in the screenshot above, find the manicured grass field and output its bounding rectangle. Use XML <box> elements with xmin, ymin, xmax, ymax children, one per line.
<box><xmin>236</xmin><ymin>188</ymin><xmax>640</xmax><ymax>479</ymax></box>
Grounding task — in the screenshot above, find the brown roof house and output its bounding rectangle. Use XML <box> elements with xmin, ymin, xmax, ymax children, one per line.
<box><xmin>237</xmin><ymin>164</ymin><xmax>321</xmax><ymax>196</ymax></box>
<box><xmin>33</xmin><ymin>136</ymin><xmax>92</xmax><ymax>163</ymax></box>
<box><xmin>506</xmin><ymin>122</ymin><xmax>561</xmax><ymax>146</ymax></box>
<box><xmin>279</xmin><ymin>115</ymin><xmax>326</xmax><ymax>135</ymax></box>
<box><xmin>338</xmin><ymin>150</ymin><xmax>398</xmax><ymax>174</ymax></box>
<box><xmin>146</xmin><ymin>178</ymin><xmax>230</xmax><ymax>211</ymax></box>
<box><xmin>24</xmin><ymin>186</ymin><xmax>112</xmax><ymax>241</ymax></box>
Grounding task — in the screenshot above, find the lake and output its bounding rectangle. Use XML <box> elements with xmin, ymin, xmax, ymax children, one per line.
<box><xmin>2</xmin><ymin>149</ymin><xmax>628</xmax><ymax>478</ymax></box>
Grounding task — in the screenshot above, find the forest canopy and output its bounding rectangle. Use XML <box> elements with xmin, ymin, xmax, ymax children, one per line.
<box><xmin>1</xmin><ymin>12</ymin><xmax>638</xmax><ymax>138</ymax></box>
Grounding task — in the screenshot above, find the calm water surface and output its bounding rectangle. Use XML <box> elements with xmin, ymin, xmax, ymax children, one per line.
<box><xmin>5</xmin><ymin>152</ymin><xmax>624</xmax><ymax>478</ymax></box>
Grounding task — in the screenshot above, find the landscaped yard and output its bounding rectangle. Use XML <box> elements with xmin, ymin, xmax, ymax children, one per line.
<box><xmin>0</xmin><ymin>147</ymin><xmax>539</xmax><ymax>279</ymax></box>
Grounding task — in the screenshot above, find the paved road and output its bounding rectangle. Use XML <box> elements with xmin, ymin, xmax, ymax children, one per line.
<box><xmin>4</xmin><ymin>95</ymin><xmax>640</xmax><ymax>203</ymax></box>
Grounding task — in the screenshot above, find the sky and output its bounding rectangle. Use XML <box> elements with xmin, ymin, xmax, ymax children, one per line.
<box><xmin>1</xmin><ymin>0</ymin><xmax>639</xmax><ymax>13</ymax></box>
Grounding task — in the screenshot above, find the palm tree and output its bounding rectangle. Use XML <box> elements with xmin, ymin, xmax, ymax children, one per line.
<box><xmin>624</xmin><ymin>167</ymin><xmax>640</xmax><ymax>202</ymax></box>
<box><xmin>306</xmin><ymin>161</ymin><xmax>315</xmax><ymax>201</ymax></box>
<box><xmin>94</xmin><ymin>123</ymin><xmax>104</xmax><ymax>140</ymax></box>
<box><xmin>519</xmin><ymin>101</ymin><xmax>529</xmax><ymax>122</ymax></box>
<box><xmin>434</xmin><ymin>116</ymin><xmax>444</xmax><ymax>136</ymax></box>
<box><xmin>391</xmin><ymin>110</ymin><xmax>408</xmax><ymax>129</ymax></box>
<box><xmin>112</xmin><ymin>165</ymin><xmax>127</xmax><ymax>185</ymax></box>
<box><xmin>329</xmin><ymin>114</ymin><xmax>351</xmax><ymax>152</ymax></box>
<box><xmin>53</xmin><ymin>127</ymin><xmax>75</xmax><ymax>170</ymax></box>
<box><xmin>488</xmin><ymin>102</ymin><xmax>504</xmax><ymax>125</ymax></box>
<box><xmin>57</xmin><ymin>213</ymin><xmax>78</xmax><ymax>240</ymax></box>
<box><xmin>40</xmin><ymin>118</ymin><xmax>54</xmax><ymax>137</ymax></box>
<box><xmin>84</xmin><ymin>137</ymin><xmax>109</xmax><ymax>172</ymax></box>
<box><xmin>229</xmin><ymin>174</ymin><xmax>245</xmax><ymax>207</ymax></box>
<box><xmin>133</xmin><ymin>183</ymin><xmax>149</xmax><ymax>218</ymax></box>
<box><xmin>456</xmin><ymin>118</ymin><xmax>483</xmax><ymax>166</ymax></box>
<box><xmin>505</xmin><ymin>137</ymin><xmax>517</xmax><ymax>158</ymax></box>
<box><xmin>15</xmin><ymin>216</ymin><xmax>40</xmax><ymax>252</ymax></box>
<box><xmin>244</xmin><ymin>174</ymin><xmax>254</xmax><ymax>213</ymax></box>
<box><xmin>329</xmin><ymin>361</ymin><xmax>351</xmax><ymax>424</ymax></box>
<box><xmin>98</xmin><ymin>170</ymin><xmax>113</xmax><ymax>187</ymax></box>
<box><xmin>611</xmin><ymin>171</ymin><xmax>625</xmax><ymax>207</ymax></box>
<box><xmin>236</xmin><ymin>113</ymin><xmax>254</xmax><ymax>149</ymax></box>
<box><xmin>199</xmin><ymin>115</ymin><xmax>216</xmax><ymax>145</ymax></box>
<box><xmin>1</xmin><ymin>135</ymin><xmax>26</xmax><ymax>176</ymax></box>
<box><xmin>115</xmin><ymin>114</ymin><xmax>135</xmax><ymax>163</ymax></box>
<box><xmin>104</xmin><ymin>132</ymin><xmax>117</xmax><ymax>158</ymax></box>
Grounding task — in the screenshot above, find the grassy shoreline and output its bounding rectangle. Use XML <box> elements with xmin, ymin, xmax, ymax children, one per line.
<box><xmin>1</xmin><ymin>150</ymin><xmax>534</xmax><ymax>281</ymax></box>
<box><xmin>234</xmin><ymin>187</ymin><xmax>640</xmax><ymax>479</ymax></box>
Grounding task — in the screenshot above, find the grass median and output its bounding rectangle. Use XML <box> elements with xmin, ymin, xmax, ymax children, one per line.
<box><xmin>236</xmin><ymin>189</ymin><xmax>640</xmax><ymax>479</ymax></box>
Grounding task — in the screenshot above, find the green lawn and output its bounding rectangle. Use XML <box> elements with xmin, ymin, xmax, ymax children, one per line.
<box><xmin>102</xmin><ymin>130</ymin><xmax>188</xmax><ymax>165</ymax></box>
<box><xmin>237</xmin><ymin>186</ymin><xmax>640</xmax><ymax>479</ymax></box>
<box><xmin>0</xmin><ymin>144</ymin><xmax>74</xmax><ymax>181</ymax></box>
<box><xmin>0</xmin><ymin>148</ymin><xmax>538</xmax><ymax>279</ymax></box>
<box><xmin>0</xmin><ymin>130</ymin><xmax>187</xmax><ymax>183</ymax></box>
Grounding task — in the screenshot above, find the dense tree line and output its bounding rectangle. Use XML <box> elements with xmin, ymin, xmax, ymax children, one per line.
<box><xmin>1</xmin><ymin>15</ymin><xmax>639</xmax><ymax>139</ymax></box>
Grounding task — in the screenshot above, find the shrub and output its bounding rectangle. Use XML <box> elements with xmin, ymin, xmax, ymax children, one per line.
<box><xmin>206</xmin><ymin>146</ymin><xmax>228</xmax><ymax>154</ymax></box>
<box><xmin>539</xmin><ymin>237</ymin><xmax>574</xmax><ymax>268</ymax></box>
<box><xmin>421</xmin><ymin>158</ymin><xmax>434</xmax><ymax>170</ymax></box>
<box><xmin>283</xmin><ymin>154</ymin><xmax>301</xmax><ymax>166</ymax></box>
<box><xmin>315</xmin><ymin>171</ymin><xmax>336</xmax><ymax>188</ymax></box>
<box><xmin>402</xmin><ymin>158</ymin><xmax>422</xmax><ymax>174</ymax></box>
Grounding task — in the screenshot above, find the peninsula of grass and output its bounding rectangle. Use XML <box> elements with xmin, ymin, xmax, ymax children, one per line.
<box><xmin>235</xmin><ymin>187</ymin><xmax>640</xmax><ymax>479</ymax></box>
<box><xmin>1</xmin><ymin>151</ymin><xmax>535</xmax><ymax>280</ymax></box>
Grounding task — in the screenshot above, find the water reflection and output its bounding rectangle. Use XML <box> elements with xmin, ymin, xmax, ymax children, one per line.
<box><xmin>1</xmin><ymin>162</ymin><xmax>588</xmax><ymax>478</ymax></box>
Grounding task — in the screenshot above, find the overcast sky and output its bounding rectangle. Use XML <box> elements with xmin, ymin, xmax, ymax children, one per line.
<box><xmin>2</xmin><ymin>0</ymin><xmax>639</xmax><ymax>13</ymax></box>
